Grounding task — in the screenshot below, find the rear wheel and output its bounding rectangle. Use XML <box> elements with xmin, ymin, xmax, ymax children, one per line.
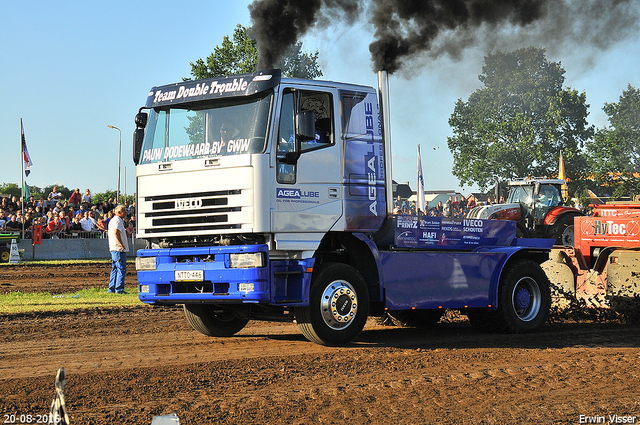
<box><xmin>183</xmin><ymin>304</ymin><xmax>249</xmax><ymax>337</ymax></box>
<box><xmin>295</xmin><ymin>263</ymin><xmax>369</xmax><ymax>346</ymax></box>
<box><xmin>494</xmin><ymin>259</ymin><xmax>550</xmax><ymax>333</ymax></box>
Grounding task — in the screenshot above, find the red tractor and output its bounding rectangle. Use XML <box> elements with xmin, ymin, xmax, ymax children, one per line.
<box><xmin>467</xmin><ymin>178</ymin><xmax>582</xmax><ymax>245</ymax></box>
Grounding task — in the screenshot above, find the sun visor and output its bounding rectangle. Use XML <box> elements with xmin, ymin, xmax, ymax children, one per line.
<box><xmin>145</xmin><ymin>69</ymin><xmax>282</xmax><ymax>108</ymax></box>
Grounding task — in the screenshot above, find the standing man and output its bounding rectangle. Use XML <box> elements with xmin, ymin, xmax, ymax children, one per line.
<box><xmin>108</xmin><ymin>205</ymin><xmax>129</xmax><ymax>294</ymax></box>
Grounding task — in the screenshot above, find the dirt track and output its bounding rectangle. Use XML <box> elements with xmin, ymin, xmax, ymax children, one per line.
<box><xmin>1</xmin><ymin>263</ymin><xmax>640</xmax><ymax>424</ymax></box>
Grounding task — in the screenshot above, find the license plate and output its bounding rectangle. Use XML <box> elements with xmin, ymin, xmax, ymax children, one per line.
<box><xmin>175</xmin><ymin>270</ymin><xmax>204</xmax><ymax>281</ymax></box>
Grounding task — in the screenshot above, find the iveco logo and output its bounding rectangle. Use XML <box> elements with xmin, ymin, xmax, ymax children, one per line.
<box><xmin>175</xmin><ymin>198</ymin><xmax>202</xmax><ymax>210</ymax></box>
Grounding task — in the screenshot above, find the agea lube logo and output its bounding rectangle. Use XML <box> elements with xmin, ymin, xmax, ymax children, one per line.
<box><xmin>276</xmin><ymin>188</ymin><xmax>320</xmax><ymax>203</ymax></box>
<box><xmin>367</xmin><ymin>156</ymin><xmax>378</xmax><ymax>216</ymax></box>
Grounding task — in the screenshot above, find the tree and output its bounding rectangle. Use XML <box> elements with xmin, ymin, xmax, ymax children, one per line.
<box><xmin>447</xmin><ymin>47</ymin><xmax>593</xmax><ymax>193</ymax></box>
<box><xmin>188</xmin><ymin>24</ymin><xmax>322</xmax><ymax>80</ymax></box>
<box><xmin>0</xmin><ymin>183</ymin><xmax>21</xmax><ymax>199</ymax></box>
<box><xmin>42</xmin><ymin>184</ymin><xmax>72</xmax><ymax>201</ymax></box>
<box><xmin>586</xmin><ymin>85</ymin><xmax>640</xmax><ymax>199</ymax></box>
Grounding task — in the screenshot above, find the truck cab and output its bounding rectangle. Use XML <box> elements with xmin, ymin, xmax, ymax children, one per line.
<box><xmin>133</xmin><ymin>69</ymin><xmax>385</xmax><ymax>253</ymax></box>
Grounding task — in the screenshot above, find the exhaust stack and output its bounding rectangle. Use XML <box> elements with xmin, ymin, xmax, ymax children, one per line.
<box><xmin>377</xmin><ymin>70</ymin><xmax>393</xmax><ymax>217</ymax></box>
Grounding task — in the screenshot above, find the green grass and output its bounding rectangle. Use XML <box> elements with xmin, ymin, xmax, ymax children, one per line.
<box><xmin>0</xmin><ymin>287</ymin><xmax>141</xmax><ymax>314</ymax></box>
<box><xmin>0</xmin><ymin>259</ymin><xmax>135</xmax><ymax>266</ymax></box>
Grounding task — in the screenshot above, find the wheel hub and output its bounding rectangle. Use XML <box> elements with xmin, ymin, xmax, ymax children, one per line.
<box><xmin>321</xmin><ymin>280</ymin><xmax>358</xmax><ymax>330</ymax></box>
<box><xmin>511</xmin><ymin>276</ymin><xmax>542</xmax><ymax>322</ymax></box>
<box><xmin>515</xmin><ymin>288</ymin><xmax>531</xmax><ymax>310</ymax></box>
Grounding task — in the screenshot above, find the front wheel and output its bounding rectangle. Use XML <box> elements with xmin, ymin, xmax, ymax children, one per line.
<box><xmin>183</xmin><ymin>304</ymin><xmax>249</xmax><ymax>337</ymax></box>
<box><xmin>494</xmin><ymin>259</ymin><xmax>550</xmax><ymax>333</ymax></box>
<box><xmin>295</xmin><ymin>263</ymin><xmax>369</xmax><ymax>346</ymax></box>
<box><xmin>548</xmin><ymin>214</ymin><xmax>578</xmax><ymax>245</ymax></box>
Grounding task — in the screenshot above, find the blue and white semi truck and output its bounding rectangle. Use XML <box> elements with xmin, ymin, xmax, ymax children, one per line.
<box><xmin>133</xmin><ymin>69</ymin><xmax>553</xmax><ymax>345</ymax></box>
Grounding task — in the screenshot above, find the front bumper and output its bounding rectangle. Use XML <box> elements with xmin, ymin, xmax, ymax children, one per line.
<box><xmin>137</xmin><ymin>244</ymin><xmax>271</xmax><ymax>304</ymax></box>
<box><xmin>137</xmin><ymin>244</ymin><xmax>313</xmax><ymax>306</ymax></box>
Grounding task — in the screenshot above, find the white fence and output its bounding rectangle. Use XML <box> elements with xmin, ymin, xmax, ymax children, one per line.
<box><xmin>16</xmin><ymin>237</ymin><xmax>146</xmax><ymax>260</ymax></box>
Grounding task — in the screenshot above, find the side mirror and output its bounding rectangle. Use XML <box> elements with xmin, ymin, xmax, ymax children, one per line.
<box><xmin>133</xmin><ymin>128</ymin><xmax>144</xmax><ymax>165</ymax></box>
<box><xmin>296</xmin><ymin>110</ymin><xmax>315</xmax><ymax>141</ymax></box>
<box><xmin>133</xmin><ymin>111</ymin><xmax>148</xmax><ymax>165</ymax></box>
<box><xmin>534</xmin><ymin>182</ymin><xmax>541</xmax><ymax>196</ymax></box>
<box><xmin>135</xmin><ymin>111</ymin><xmax>148</xmax><ymax>128</ymax></box>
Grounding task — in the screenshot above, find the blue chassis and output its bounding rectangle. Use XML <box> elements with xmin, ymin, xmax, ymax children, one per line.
<box><xmin>137</xmin><ymin>237</ymin><xmax>553</xmax><ymax>311</ymax></box>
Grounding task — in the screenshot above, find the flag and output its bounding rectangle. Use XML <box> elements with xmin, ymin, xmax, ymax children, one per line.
<box><xmin>21</xmin><ymin>119</ymin><xmax>33</xmax><ymax>177</ymax></box>
<box><xmin>417</xmin><ymin>144</ymin><xmax>426</xmax><ymax>215</ymax></box>
<box><xmin>558</xmin><ymin>151</ymin><xmax>568</xmax><ymax>200</ymax></box>
<box><xmin>23</xmin><ymin>181</ymin><xmax>30</xmax><ymax>199</ymax></box>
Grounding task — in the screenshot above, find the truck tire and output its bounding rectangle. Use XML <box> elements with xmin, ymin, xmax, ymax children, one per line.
<box><xmin>494</xmin><ymin>259</ymin><xmax>550</xmax><ymax>333</ymax></box>
<box><xmin>0</xmin><ymin>247</ymin><xmax>10</xmax><ymax>263</ymax></box>
<box><xmin>387</xmin><ymin>309</ymin><xmax>443</xmax><ymax>328</ymax></box>
<box><xmin>295</xmin><ymin>263</ymin><xmax>369</xmax><ymax>346</ymax></box>
<box><xmin>183</xmin><ymin>304</ymin><xmax>249</xmax><ymax>337</ymax></box>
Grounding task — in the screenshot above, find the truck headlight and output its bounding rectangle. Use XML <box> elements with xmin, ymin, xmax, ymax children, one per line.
<box><xmin>136</xmin><ymin>257</ymin><xmax>156</xmax><ymax>271</ymax></box>
<box><xmin>229</xmin><ymin>253</ymin><xmax>265</xmax><ymax>268</ymax></box>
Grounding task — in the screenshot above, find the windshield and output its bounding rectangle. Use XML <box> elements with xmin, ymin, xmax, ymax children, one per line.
<box><xmin>139</xmin><ymin>92</ymin><xmax>272</xmax><ymax>164</ymax></box>
<box><xmin>508</xmin><ymin>185</ymin><xmax>533</xmax><ymax>205</ymax></box>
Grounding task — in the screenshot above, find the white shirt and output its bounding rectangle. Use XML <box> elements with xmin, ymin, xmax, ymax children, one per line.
<box><xmin>79</xmin><ymin>217</ymin><xmax>95</xmax><ymax>232</ymax></box>
<box><xmin>108</xmin><ymin>216</ymin><xmax>129</xmax><ymax>252</ymax></box>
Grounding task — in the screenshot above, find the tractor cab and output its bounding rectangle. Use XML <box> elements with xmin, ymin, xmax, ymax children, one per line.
<box><xmin>507</xmin><ymin>179</ymin><xmax>565</xmax><ymax>225</ymax></box>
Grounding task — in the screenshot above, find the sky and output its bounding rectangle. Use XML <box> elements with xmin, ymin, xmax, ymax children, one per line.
<box><xmin>2</xmin><ymin>1</ymin><xmax>640</xmax><ymax>198</ymax></box>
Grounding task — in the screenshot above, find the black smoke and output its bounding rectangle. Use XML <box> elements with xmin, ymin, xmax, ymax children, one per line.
<box><xmin>248</xmin><ymin>0</ymin><xmax>640</xmax><ymax>74</ymax></box>
<box><xmin>368</xmin><ymin>0</ymin><xmax>547</xmax><ymax>73</ymax></box>
<box><xmin>248</xmin><ymin>0</ymin><xmax>362</xmax><ymax>70</ymax></box>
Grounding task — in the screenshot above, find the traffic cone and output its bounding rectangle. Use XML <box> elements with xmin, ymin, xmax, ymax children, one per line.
<box><xmin>9</xmin><ymin>239</ymin><xmax>20</xmax><ymax>264</ymax></box>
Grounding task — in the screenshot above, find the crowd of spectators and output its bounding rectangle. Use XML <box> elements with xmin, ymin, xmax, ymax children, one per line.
<box><xmin>0</xmin><ymin>186</ymin><xmax>136</xmax><ymax>240</ymax></box>
<box><xmin>393</xmin><ymin>194</ymin><xmax>506</xmax><ymax>218</ymax></box>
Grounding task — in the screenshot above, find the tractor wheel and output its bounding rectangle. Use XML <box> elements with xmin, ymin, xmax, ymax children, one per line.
<box><xmin>295</xmin><ymin>263</ymin><xmax>369</xmax><ymax>346</ymax></box>
<box><xmin>561</xmin><ymin>225</ymin><xmax>574</xmax><ymax>247</ymax></box>
<box><xmin>516</xmin><ymin>224</ymin><xmax>528</xmax><ymax>239</ymax></box>
<box><xmin>548</xmin><ymin>214</ymin><xmax>578</xmax><ymax>245</ymax></box>
<box><xmin>183</xmin><ymin>304</ymin><xmax>249</xmax><ymax>337</ymax></box>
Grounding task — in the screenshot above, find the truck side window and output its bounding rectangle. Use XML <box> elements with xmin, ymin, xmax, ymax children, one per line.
<box><xmin>276</xmin><ymin>90</ymin><xmax>334</xmax><ymax>184</ymax></box>
<box><xmin>277</xmin><ymin>91</ymin><xmax>296</xmax><ymax>184</ymax></box>
<box><xmin>300</xmin><ymin>92</ymin><xmax>333</xmax><ymax>151</ymax></box>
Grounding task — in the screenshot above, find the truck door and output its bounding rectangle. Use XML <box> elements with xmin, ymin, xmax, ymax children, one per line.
<box><xmin>272</xmin><ymin>88</ymin><xmax>342</xmax><ymax>236</ymax></box>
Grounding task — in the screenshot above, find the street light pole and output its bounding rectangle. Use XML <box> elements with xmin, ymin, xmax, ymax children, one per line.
<box><xmin>107</xmin><ymin>125</ymin><xmax>122</xmax><ymax>204</ymax></box>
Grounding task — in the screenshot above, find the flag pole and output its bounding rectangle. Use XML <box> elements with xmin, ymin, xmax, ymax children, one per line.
<box><xmin>417</xmin><ymin>144</ymin><xmax>426</xmax><ymax>216</ymax></box>
<box><xmin>20</xmin><ymin>119</ymin><xmax>25</xmax><ymax>239</ymax></box>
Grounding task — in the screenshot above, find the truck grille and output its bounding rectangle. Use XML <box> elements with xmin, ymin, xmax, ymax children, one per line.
<box><xmin>142</xmin><ymin>190</ymin><xmax>244</xmax><ymax>234</ymax></box>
